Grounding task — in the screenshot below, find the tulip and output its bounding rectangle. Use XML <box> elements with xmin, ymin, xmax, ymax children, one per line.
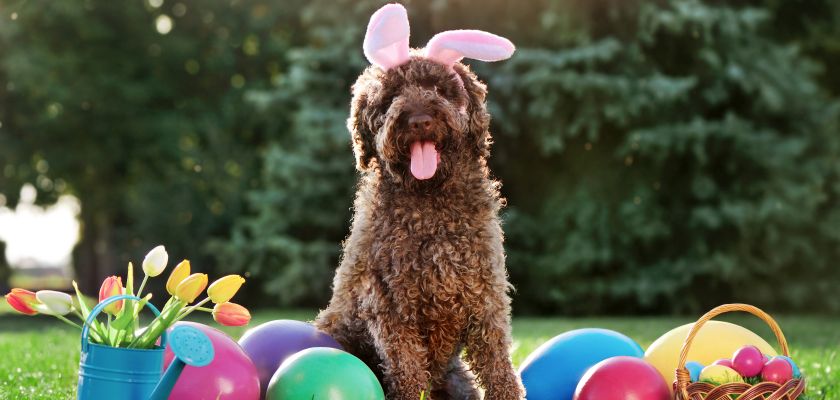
<box><xmin>212</xmin><ymin>302</ymin><xmax>251</xmax><ymax>326</ymax></box>
<box><xmin>207</xmin><ymin>275</ymin><xmax>245</xmax><ymax>304</ymax></box>
<box><xmin>98</xmin><ymin>276</ymin><xmax>124</xmax><ymax>315</ymax></box>
<box><xmin>175</xmin><ymin>273</ymin><xmax>208</xmax><ymax>303</ymax></box>
<box><xmin>35</xmin><ymin>290</ymin><xmax>74</xmax><ymax>316</ymax></box>
<box><xmin>142</xmin><ymin>245</ymin><xmax>168</xmax><ymax>277</ymax></box>
<box><xmin>166</xmin><ymin>260</ymin><xmax>191</xmax><ymax>295</ymax></box>
<box><xmin>5</xmin><ymin>289</ymin><xmax>40</xmax><ymax>316</ymax></box>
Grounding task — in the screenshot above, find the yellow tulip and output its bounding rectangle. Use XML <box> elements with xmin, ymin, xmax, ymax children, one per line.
<box><xmin>166</xmin><ymin>260</ymin><xmax>191</xmax><ymax>295</ymax></box>
<box><xmin>175</xmin><ymin>273</ymin><xmax>208</xmax><ymax>303</ymax></box>
<box><xmin>207</xmin><ymin>275</ymin><xmax>245</xmax><ymax>304</ymax></box>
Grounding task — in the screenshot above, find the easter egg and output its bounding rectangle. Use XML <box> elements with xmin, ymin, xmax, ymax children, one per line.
<box><xmin>777</xmin><ymin>355</ymin><xmax>802</xmax><ymax>379</ymax></box>
<box><xmin>573</xmin><ymin>356</ymin><xmax>670</xmax><ymax>400</ymax></box>
<box><xmin>732</xmin><ymin>345</ymin><xmax>764</xmax><ymax>377</ymax></box>
<box><xmin>644</xmin><ymin>321</ymin><xmax>776</xmax><ymax>391</ymax></box>
<box><xmin>266</xmin><ymin>347</ymin><xmax>384</xmax><ymax>400</ymax></box>
<box><xmin>238</xmin><ymin>320</ymin><xmax>343</xmax><ymax>399</ymax></box>
<box><xmin>712</xmin><ymin>358</ymin><xmax>734</xmax><ymax>368</ymax></box>
<box><xmin>762</xmin><ymin>357</ymin><xmax>794</xmax><ymax>384</ymax></box>
<box><xmin>519</xmin><ymin>328</ymin><xmax>644</xmax><ymax>400</ymax></box>
<box><xmin>685</xmin><ymin>361</ymin><xmax>704</xmax><ymax>382</ymax></box>
<box><xmin>699</xmin><ymin>364</ymin><xmax>745</xmax><ymax>385</ymax></box>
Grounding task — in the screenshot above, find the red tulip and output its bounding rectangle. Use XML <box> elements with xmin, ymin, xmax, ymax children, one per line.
<box><xmin>98</xmin><ymin>276</ymin><xmax>124</xmax><ymax>315</ymax></box>
<box><xmin>5</xmin><ymin>288</ymin><xmax>39</xmax><ymax>316</ymax></box>
<box><xmin>212</xmin><ymin>302</ymin><xmax>251</xmax><ymax>326</ymax></box>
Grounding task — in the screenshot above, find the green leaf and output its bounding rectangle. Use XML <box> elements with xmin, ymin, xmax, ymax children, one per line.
<box><xmin>126</xmin><ymin>262</ymin><xmax>135</xmax><ymax>297</ymax></box>
<box><xmin>71</xmin><ymin>281</ymin><xmax>90</xmax><ymax>320</ymax></box>
<box><xmin>112</xmin><ymin>293</ymin><xmax>152</xmax><ymax>338</ymax></box>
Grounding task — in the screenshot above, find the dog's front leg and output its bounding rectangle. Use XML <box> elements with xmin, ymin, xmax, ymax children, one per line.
<box><xmin>369</xmin><ymin>317</ymin><xmax>430</xmax><ymax>400</ymax></box>
<box><xmin>464</xmin><ymin>306</ymin><xmax>525</xmax><ymax>400</ymax></box>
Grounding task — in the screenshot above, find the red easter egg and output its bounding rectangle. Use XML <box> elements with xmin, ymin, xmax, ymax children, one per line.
<box><xmin>762</xmin><ymin>357</ymin><xmax>793</xmax><ymax>384</ymax></box>
<box><xmin>713</xmin><ymin>358</ymin><xmax>734</xmax><ymax>368</ymax></box>
<box><xmin>574</xmin><ymin>356</ymin><xmax>670</xmax><ymax>400</ymax></box>
<box><xmin>732</xmin><ymin>345</ymin><xmax>764</xmax><ymax>377</ymax></box>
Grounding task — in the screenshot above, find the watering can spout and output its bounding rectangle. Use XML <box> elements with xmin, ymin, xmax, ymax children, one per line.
<box><xmin>148</xmin><ymin>325</ymin><xmax>215</xmax><ymax>400</ymax></box>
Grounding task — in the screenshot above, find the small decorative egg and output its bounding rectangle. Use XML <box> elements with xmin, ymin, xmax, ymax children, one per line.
<box><xmin>712</xmin><ymin>358</ymin><xmax>734</xmax><ymax>368</ymax></box>
<box><xmin>762</xmin><ymin>357</ymin><xmax>794</xmax><ymax>384</ymax></box>
<box><xmin>732</xmin><ymin>345</ymin><xmax>764</xmax><ymax>377</ymax></box>
<box><xmin>699</xmin><ymin>365</ymin><xmax>745</xmax><ymax>385</ymax></box>
<box><xmin>685</xmin><ymin>361</ymin><xmax>704</xmax><ymax>382</ymax></box>
<box><xmin>776</xmin><ymin>355</ymin><xmax>801</xmax><ymax>379</ymax></box>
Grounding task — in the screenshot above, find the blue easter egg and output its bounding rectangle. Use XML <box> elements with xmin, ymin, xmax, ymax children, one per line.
<box><xmin>685</xmin><ymin>361</ymin><xmax>704</xmax><ymax>382</ymax></box>
<box><xmin>518</xmin><ymin>328</ymin><xmax>644</xmax><ymax>400</ymax></box>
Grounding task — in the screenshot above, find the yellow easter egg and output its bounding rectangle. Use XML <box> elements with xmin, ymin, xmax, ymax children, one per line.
<box><xmin>644</xmin><ymin>321</ymin><xmax>776</xmax><ymax>392</ymax></box>
<box><xmin>699</xmin><ymin>364</ymin><xmax>745</xmax><ymax>384</ymax></box>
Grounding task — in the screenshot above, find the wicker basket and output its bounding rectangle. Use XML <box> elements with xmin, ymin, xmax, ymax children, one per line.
<box><xmin>674</xmin><ymin>304</ymin><xmax>806</xmax><ymax>400</ymax></box>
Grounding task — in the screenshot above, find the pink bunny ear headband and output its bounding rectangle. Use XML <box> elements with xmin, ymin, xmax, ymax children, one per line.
<box><xmin>363</xmin><ymin>3</ymin><xmax>515</xmax><ymax>71</ymax></box>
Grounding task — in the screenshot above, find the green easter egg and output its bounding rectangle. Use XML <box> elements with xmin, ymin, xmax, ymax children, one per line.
<box><xmin>266</xmin><ymin>347</ymin><xmax>384</xmax><ymax>400</ymax></box>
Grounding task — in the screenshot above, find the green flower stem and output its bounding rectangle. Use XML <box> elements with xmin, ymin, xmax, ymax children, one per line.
<box><xmin>129</xmin><ymin>298</ymin><xmax>186</xmax><ymax>349</ymax></box>
<box><xmin>174</xmin><ymin>297</ymin><xmax>211</xmax><ymax>322</ymax></box>
<box><xmin>55</xmin><ymin>314</ymin><xmax>82</xmax><ymax>329</ymax></box>
<box><xmin>136</xmin><ymin>275</ymin><xmax>149</xmax><ymax>298</ymax></box>
<box><xmin>194</xmin><ymin>307</ymin><xmax>213</xmax><ymax>312</ymax></box>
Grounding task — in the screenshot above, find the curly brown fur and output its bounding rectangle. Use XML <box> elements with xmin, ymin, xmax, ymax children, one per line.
<box><xmin>316</xmin><ymin>53</ymin><xmax>524</xmax><ymax>400</ymax></box>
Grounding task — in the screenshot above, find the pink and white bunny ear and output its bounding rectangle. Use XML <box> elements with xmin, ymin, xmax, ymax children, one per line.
<box><xmin>363</xmin><ymin>4</ymin><xmax>411</xmax><ymax>70</ymax></box>
<box><xmin>424</xmin><ymin>30</ymin><xmax>515</xmax><ymax>67</ymax></box>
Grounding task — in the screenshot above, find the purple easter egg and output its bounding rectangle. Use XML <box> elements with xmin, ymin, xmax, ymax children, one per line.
<box><xmin>238</xmin><ymin>320</ymin><xmax>343</xmax><ymax>399</ymax></box>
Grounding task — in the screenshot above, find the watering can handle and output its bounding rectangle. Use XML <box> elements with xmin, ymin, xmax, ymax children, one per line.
<box><xmin>81</xmin><ymin>294</ymin><xmax>166</xmax><ymax>352</ymax></box>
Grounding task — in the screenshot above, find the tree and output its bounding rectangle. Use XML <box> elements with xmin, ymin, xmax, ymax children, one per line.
<box><xmin>0</xmin><ymin>0</ymin><xmax>304</xmax><ymax>292</ymax></box>
<box><xmin>491</xmin><ymin>0</ymin><xmax>840</xmax><ymax>314</ymax></box>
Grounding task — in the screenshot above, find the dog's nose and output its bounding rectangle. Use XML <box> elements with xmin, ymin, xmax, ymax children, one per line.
<box><xmin>408</xmin><ymin>114</ymin><xmax>433</xmax><ymax>133</ymax></box>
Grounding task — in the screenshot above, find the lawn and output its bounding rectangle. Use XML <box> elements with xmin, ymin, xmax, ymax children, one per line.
<box><xmin>0</xmin><ymin>309</ymin><xmax>837</xmax><ymax>399</ymax></box>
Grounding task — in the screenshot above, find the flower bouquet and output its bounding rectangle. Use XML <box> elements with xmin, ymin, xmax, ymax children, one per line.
<box><xmin>4</xmin><ymin>245</ymin><xmax>252</xmax><ymax>399</ymax></box>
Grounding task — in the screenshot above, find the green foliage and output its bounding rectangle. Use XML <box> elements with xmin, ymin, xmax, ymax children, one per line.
<box><xmin>210</xmin><ymin>0</ymin><xmax>370</xmax><ymax>306</ymax></box>
<box><xmin>0</xmin><ymin>242</ymin><xmax>8</xmax><ymax>291</ymax></box>
<box><xmin>492</xmin><ymin>0</ymin><xmax>840</xmax><ymax>314</ymax></box>
<box><xmin>0</xmin><ymin>0</ymin><xmax>304</xmax><ymax>291</ymax></box>
<box><xmin>2</xmin><ymin>0</ymin><xmax>839</xmax><ymax>314</ymax></box>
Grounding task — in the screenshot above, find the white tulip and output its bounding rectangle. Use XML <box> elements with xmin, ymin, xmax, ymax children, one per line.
<box><xmin>35</xmin><ymin>290</ymin><xmax>74</xmax><ymax>316</ymax></box>
<box><xmin>142</xmin><ymin>245</ymin><xmax>168</xmax><ymax>277</ymax></box>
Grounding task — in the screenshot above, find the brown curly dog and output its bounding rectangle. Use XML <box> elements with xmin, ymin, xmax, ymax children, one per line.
<box><xmin>315</xmin><ymin>4</ymin><xmax>525</xmax><ymax>400</ymax></box>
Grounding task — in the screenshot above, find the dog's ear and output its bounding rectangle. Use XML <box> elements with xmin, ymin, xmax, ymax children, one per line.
<box><xmin>454</xmin><ymin>64</ymin><xmax>492</xmax><ymax>158</ymax></box>
<box><xmin>348</xmin><ymin>91</ymin><xmax>377</xmax><ymax>171</ymax></box>
<box><xmin>363</xmin><ymin>4</ymin><xmax>411</xmax><ymax>70</ymax></box>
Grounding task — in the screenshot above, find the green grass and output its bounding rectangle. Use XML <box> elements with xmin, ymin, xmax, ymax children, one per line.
<box><xmin>1</xmin><ymin>309</ymin><xmax>838</xmax><ymax>399</ymax></box>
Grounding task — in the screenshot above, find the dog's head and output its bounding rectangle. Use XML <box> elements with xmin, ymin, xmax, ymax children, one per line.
<box><xmin>348</xmin><ymin>4</ymin><xmax>514</xmax><ymax>188</ymax></box>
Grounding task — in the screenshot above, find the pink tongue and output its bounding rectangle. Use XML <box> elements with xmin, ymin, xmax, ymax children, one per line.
<box><xmin>410</xmin><ymin>141</ymin><xmax>438</xmax><ymax>180</ymax></box>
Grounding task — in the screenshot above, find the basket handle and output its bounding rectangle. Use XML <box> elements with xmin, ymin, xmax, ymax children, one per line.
<box><xmin>675</xmin><ymin>303</ymin><xmax>790</xmax><ymax>399</ymax></box>
<box><xmin>81</xmin><ymin>294</ymin><xmax>165</xmax><ymax>352</ymax></box>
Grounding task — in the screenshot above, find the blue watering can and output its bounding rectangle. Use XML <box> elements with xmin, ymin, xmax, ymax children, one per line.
<box><xmin>77</xmin><ymin>295</ymin><xmax>215</xmax><ymax>400</ymax></box>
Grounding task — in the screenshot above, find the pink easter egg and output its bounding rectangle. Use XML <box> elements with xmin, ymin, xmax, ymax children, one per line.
<box><xmin>163</xmin><ymin>322</ymin><xmax>260</xmax><ymax>400</ymax></box>
<box><xmin>762</xmin><ymin>357</ymin><xmax>793</xmax><ymax>385</ymax></box>
<box><xmin>574</xmin><ymin>356</ymin><xmax>670</xmax><ymax>400</ymax></box>
<box><xmin>713</xmin><ymin>358</ymin><xmax>734</xmax><ymax>368</ymax></box>
<box><xmin>732</xmin><ymin>345</ymin><xmax>764</xmax><ymax>377</ymax></box>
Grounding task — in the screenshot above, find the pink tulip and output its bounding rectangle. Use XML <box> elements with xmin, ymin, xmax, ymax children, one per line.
<box><xmin>98</xmin><ymin>276</ymin><xmax>124</xmax><ymax>315</ymax></box>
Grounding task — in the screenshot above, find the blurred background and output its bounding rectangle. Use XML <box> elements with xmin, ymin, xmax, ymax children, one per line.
<box><xmin>1</xmin><ymin>0</ymin><xmax>839</xmax><ymax>316</ymax></box>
